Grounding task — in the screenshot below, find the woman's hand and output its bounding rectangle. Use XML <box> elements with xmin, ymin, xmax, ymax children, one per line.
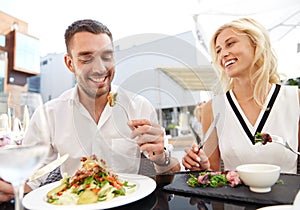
<box><xmin>182</xmin><ymin>143</ymin><xmax>210</xmax><ymax>171</ymax></box>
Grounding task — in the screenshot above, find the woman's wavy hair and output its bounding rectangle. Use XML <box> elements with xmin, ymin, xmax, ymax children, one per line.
<box><xmin>209</xmin><ymin>18</ymin><xmax>281</xmax><ymax>108</ymax></box>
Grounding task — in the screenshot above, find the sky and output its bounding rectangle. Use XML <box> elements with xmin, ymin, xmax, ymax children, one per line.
<box><xmin>0</xmin><ymin>0</ymin><xmax>199</xmax><ymax>56</ymax></box>
<box><xmin>1</xmin><ymin>0</ymin><xmax>299</xmax><ymax>78</ymax></box>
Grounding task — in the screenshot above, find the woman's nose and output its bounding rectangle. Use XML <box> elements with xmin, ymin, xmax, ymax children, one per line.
<box><xmin>220</xmin><ymin>48</ymin><xmax>229</xmax><ymax>59</ymax></box>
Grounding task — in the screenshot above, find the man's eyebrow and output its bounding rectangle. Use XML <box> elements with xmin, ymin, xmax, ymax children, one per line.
<box><xmin>103</xmin><ymin>49</ymin><xmax>114</xmax><ymax>54</ymax></box>
<box><xmin>77</xmin><ymin>51</ymin><xmax>93</xmax><ymax>57</ymax></box>
<box><xmin>77</xmin><ymin>49</ymin><xmax>114</xmax><ymax>57</ymax></box>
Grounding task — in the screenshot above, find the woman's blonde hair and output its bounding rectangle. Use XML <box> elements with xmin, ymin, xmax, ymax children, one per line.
<box><xmin>210</xmin><ymin>18</ymin><xmax>281</xmax><ymax>108</ymax></box>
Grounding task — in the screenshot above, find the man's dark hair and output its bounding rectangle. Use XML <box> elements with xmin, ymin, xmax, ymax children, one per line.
<box><xmin>64</xmin><ymin>19</ymin><xmax>113</xmax><ymax>53</ymax></box>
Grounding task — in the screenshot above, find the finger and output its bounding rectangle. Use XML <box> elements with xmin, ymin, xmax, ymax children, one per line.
<box><xmin>182</xmin><ymin>158</ymin><xmax>202</xmax><ymax>171</ymax></box>
<box><xmin>0</xmin><ymin>192</ymin><xmax>14</xmax><ymax>202</ymax></box>
<box><xmin>182</xmin><ymin>158</ymin><xmax>193</xmax><ymax>170</ymax></box>
<box><xmin>127</xmin><ymin>120</ymin><xmax>136</xmax><ymax>131</ymax></box>
<box><xmin>185</xmin><ymin>147</ymin><xmax>201</xmax><ymax>163</ymax></box>
<box><xmin>136</xmin><ymin>133</ymin><xmax>163</xmax><ymax>145</ymax></box>
<box><xmin>139</xmin><ymin>142</ymin><xmax>164</xmax><ymax>155</ymax></box>
<box><xmin>0</xmin><ymin>180</ymin><xmax>14</xmax><ymax>194</ymax></box>
<box><xmin>131</xmin><ymin>125</ymin><xmax>164</xmax><ymax>139</ymax></box>
<box><xmin>182</xmin><ymin>154</ymin><xmax>200</xmax><ymax>169</ymax></box>
<box><xmin>191</xmin><ymin>143</ymin><xmax>200</xmax><ymax>153</ymax></box>
<box><xmin>183</xmin><ymin>148</ymin><xmax>201</xmax><ymax>166</ymax></box>
<box><xmin>127</xmin><ymin>119</ymin><xmax>151</xmax><ymax>131</ymax></box>
<box><xmin>190</xmin><ymin>166</ymin><xmax>202</xmax><ymax>171</ymax></box>
<box><xmin>128</xmin><ymin>119</ymin><xmax>152</xmax><ymax>128</ymax></box>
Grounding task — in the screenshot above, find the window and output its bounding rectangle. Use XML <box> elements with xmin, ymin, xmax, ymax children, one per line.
<box><xmin>14</xmin><ymin>31</ymin><xmax>40</xmax><ymax>74</ymax></box>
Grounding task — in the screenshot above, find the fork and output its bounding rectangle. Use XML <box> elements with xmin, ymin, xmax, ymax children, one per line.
<box><xmin>271</xmin><ymin>135</ymin><xmax>300</xmax><ymax>156</ymax></box>
<box><xmin>115</xmin><ymin>101</ymin><xmax>130</xmax><ymax>121</ymax></box>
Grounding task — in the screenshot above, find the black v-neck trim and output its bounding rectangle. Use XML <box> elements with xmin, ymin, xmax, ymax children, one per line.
<box><xmin>226</xmin><ymin>84</ymin><xmax>281</xmax><ymax>144</ymax></box>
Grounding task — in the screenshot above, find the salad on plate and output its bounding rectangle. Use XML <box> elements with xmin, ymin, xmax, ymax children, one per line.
<box><xmin>46</xmin><ymin>155</ymin><xmax>136</xmax><ymax>205</ymax></box>
<box><xmin>187</xmin><ymin>171</ymin><xmax>241</xmax><ymax>188</ymax></box>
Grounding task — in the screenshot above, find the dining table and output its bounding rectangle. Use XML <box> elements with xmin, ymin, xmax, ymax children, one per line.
<box><xmin>1</xmin><ymin>170</ymin><xmax>299</xmax><ymax>210</ymax></box>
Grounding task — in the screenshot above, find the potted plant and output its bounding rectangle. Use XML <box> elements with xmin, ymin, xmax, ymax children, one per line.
<box><xmin>284</xmin><ymin>77</ymin><xmax>300</xmax><ymax>88</ymax></box>
<box><xmin>167</xmin><ymin>123</ymin><xmax>178</xmax><ymax>137</ymax></box>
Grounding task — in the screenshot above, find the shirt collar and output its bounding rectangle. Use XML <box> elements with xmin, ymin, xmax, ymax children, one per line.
<box><xmin>70</xmin><ymin>84</ymin><xmax>80</xmax><ymax>106</ymax></box>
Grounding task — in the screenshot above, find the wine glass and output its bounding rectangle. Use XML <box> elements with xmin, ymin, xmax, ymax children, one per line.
<box><xmin>0</xmin><ymin>113</ymin><xmax>10</xmax><ymax>146</ymax></box>
<box><xmin>0</xmin><ymin>144</ymin><xmax>48</xmax><ymax>210</ymax></box>
<box><xmin>8</xmin><ymin>92</ymin><xmax>43</xmax><ymax>145</ymax></box>
<box><xmin>0</xmin><ymin>92</ymin><xmax>46</xmax><ymax>210</ymax></box>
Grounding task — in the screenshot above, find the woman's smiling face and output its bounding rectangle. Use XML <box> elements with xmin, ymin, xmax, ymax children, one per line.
<box><xmin>215</xmin><ymin>27</ymin><xmax>256</xmax><ymax>78</ymax></box>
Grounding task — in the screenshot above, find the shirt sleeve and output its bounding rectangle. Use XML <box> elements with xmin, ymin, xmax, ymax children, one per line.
<box><xmin>23</xmin><ymin>105</ymin><xmax>58</xmax><ymax>189</ymax></box>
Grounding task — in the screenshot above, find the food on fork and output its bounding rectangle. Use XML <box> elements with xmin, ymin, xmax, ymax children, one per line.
<box><xmin>254</xmin><ymin>132</ymin><xmax>273</xmax><ymax>145</ymax></box>
<box><xmin>46</xmin><ymin>155</ymin><xmax>136</xmax><ymax>205</ymax></box>
<box><xmin>107</xmin><ymin>92</ymin><xmax>117</xmax><ymax>107</ymax></box>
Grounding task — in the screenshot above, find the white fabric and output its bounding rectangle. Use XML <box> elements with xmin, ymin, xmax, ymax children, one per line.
<box><xmin>24</xmin><ymin>85</ymin><xmax>158</xmax><ymax>189</ymax></box>
<box><xmin>212</xmin><ymin>84</ymin><xmax>299</xmax><ymax>173</ymax></box>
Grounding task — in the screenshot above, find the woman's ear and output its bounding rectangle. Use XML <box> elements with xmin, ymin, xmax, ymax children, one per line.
<box><xmin>64</xmin><ymin>54</ymin><xmax>75</xmax><ymax>73</ymax></box>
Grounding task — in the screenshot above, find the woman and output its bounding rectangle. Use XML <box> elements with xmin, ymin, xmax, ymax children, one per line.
<box><xmin>182</xmin><ymin>18</ymin><xmax>300</xmax><ymax>173</ymax></box>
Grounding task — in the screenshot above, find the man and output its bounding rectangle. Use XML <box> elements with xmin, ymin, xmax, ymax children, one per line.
<box><xmin>0</xmin><ymin>19</ymin><xmax>179</xmax><ymax>202</ymax></box>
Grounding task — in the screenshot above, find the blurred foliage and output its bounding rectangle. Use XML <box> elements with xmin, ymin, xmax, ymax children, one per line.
<box><xmin>284</xmin><ymin>77</ymin><xmax>300</xmax><ymax>89</ymax></box>
<box><xmin>167</xmin><ymin>123</ymin><xmax>178</xmax><ymax>130</ymax></box>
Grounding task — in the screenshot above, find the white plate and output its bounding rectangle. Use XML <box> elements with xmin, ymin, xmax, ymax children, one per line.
<box><xmin>257</xmin><ymin>205</ymin><xmax>293</xmax><ymax>210</ymax></box>
<box><xmin>23</xmin><ymin>173</ymin><xmax>156</xmax><ymax>210</ymax></box>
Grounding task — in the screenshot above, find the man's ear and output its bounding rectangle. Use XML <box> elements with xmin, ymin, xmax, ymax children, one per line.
<box><xmin>64</xmin><ymin>54</ymin><xmax>75</xmax><ymax>73</ymax></box>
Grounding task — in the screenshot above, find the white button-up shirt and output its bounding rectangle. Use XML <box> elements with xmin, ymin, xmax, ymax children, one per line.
<box><xmin>24</xmin><ymin>85</ymin><xmax>158</xmax><ymax>189</ymax></box>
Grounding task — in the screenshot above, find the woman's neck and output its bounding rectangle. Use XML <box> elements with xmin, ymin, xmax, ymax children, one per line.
<box><xmin>232</xmin><ymin>79</ymin><xmax>254</xmax><ymax>102</ymax></box>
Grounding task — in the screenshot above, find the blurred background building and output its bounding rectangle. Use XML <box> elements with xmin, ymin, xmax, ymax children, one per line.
<box><xmin>0</xmin><ymin>11</ymin><xmax>40</xmax><ymax>116</ymax></box>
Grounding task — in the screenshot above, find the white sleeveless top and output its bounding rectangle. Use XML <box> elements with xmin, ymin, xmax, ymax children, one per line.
<box><xmin>212</xmin><ymin>84</ymin><xmax>299</xmax><ymax>173</ymax></box>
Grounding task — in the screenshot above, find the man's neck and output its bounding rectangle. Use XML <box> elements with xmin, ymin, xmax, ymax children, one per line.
<box><xmin>78</xmin><ymin>90</ymin><xmax>108</xmax><ymax>123</ymax></box>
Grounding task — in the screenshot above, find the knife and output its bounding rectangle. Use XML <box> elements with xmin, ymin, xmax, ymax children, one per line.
<box><xmin>28</xmin><ymin>154</ymin><xmax>69</xmax><ymax>181</ymax></box>
<box><xmin>200</xmin><ymin>113</ymin><xmax>220</xmax><ymax>148</ymax></box>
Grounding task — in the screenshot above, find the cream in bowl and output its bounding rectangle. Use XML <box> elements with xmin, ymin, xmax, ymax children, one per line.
<box><xmin>236</xmin><ymin>164</ymin><xmax>280</xmax><ymax>193</ymax></box>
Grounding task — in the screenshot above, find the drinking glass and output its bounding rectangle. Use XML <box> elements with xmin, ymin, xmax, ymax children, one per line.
<box><xmin>0</xmin><ymin>113</ymin><xmax>10</xmax><ymax>146</ymax></box>
<box><xmin>0</xmin><ymin>92</ymin><xmax>46</xmax><ymax>210</ymax></box>
<box><xmin>0</xmin><ymin>144</ymin><xmax>48</xmax><ymax>210</ymax></box>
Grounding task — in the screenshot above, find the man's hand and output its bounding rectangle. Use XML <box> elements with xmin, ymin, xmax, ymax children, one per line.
<box><xmin>0</xmin><ymin>179</ymin><xmax>33</xmax><ymax>202</ymax></box>
<box><xmin>0</xmin><ymin>179</ymin><xmax>14</xmax><ymax>202</ymax></box>
<box><xmin>128</xmin><ymin>119</ymin><xmax>165</xmax><ymax>159</ymax></box>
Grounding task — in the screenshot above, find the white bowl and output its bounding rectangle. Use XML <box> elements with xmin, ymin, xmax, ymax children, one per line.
<box><xmin>236</xmin><ymin>164</ymin><xmax>281</xmax><ymax>193</ymax></box>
